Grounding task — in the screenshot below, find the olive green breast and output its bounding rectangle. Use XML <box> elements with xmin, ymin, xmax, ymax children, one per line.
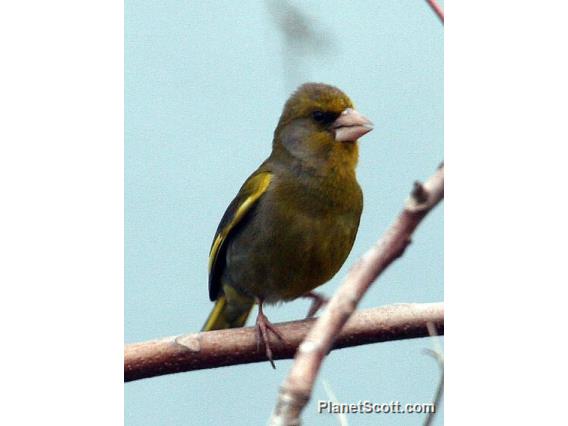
<box><xmin>223</xmin><ymin>167</ymin><xmax>363</xmax><ymax>303</ymax></box>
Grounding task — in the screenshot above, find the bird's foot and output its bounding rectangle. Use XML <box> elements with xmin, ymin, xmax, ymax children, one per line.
<box><xmin>302</xmin><ymin>291</ymin><xmax>329</xmax><ymax>318</ymax></box>
<box><xmin>255</xmin><ymin>305</ymin><xmax>285</xmax><ymax>369</ymax></box>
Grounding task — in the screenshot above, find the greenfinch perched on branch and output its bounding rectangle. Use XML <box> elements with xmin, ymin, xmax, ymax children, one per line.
<box><xmin>202</xmin><ymin>83</ymin><xmax>373</xmax><ymax>367</ymax></box>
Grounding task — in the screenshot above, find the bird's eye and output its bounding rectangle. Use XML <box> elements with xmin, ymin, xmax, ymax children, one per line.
<box><xmin>312</xmin><ymin>110</ymin><xmax>338</xmax><ymax>124</ymax></box>
<box><xmin>312</xmin><ymin>110</ymin><xmax>326</xmax><ymax>122</ymax></box>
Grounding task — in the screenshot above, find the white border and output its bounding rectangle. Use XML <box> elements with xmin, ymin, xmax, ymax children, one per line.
<box><xmin>447</xmin><ymin>0</ymin><xmax>568</xmax><ymax>423</ymax></box>
<box><xmin>0</xmin><ymin>1</ymin><xmax>123</xmax><ymax>424</ymax></box>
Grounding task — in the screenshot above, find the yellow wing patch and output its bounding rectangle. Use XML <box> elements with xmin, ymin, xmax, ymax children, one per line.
<box><xmin>208</xmin><ymin>172</ymin><xmax>272</xmax><ymax>276</ymax></box>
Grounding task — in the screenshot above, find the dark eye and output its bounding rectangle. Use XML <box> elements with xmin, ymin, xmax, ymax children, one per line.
<box><xmin>312</xmin><ymin>110</ymin><xmax>326</xmax><ymax>122</ymax></box>
<box><xmin>312</xmin><ymin>110</ymin><xmax>337</xmax><ymax>124</ymax></box>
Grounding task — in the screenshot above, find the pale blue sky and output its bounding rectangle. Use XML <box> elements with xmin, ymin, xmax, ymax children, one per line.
<box><xmin>125</xmin><ymin>1</ymin><xmax>443</xmax><ymax>425</ymax></box>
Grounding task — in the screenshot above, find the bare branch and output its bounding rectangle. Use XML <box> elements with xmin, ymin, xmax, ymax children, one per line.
<box><xmin>423</xmin><ymin>349</ymin><xmax>444</xmax><ymax>426</ymax></box>
<box><xmin>265</xmin><ymin>0</ymin><xmax>335</xmax><ymax>89</ymax></box>
<box><xmin>425</xmin><ymin>0</ymin><xmax>445</xmax><ymax>24</ymax></box>
<box><xmin>124</xmin><ymin>302</ymin><xmax>443</xmax><ymax>382</ymax></box>
<box><xmin>269</xmin><ymin>165</ymin><xmax>444</xmax><ymax>425</ymax></box>
<box><xmin>423</xmin><ymin>322</ymin><xmax>444</xmax><ymax>426</ymax></box>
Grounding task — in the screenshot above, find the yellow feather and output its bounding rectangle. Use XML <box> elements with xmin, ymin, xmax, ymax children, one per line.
<box><xmin>202</xmin><ymin>295</ymin><xmax>227</xmax><ymax>331</ymax></box>
<box><xmin>208</xmin><ymin>172</ymin><xmax>272</xmax><ymax>274</ymax></box>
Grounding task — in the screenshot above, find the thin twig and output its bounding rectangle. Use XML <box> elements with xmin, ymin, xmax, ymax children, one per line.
<box><xmin>269</xmin><ymin>165</ymin><xmax>444</xmax><ymax>425</ymax></box>
<box><xmin>265</xmin><ymin>0</ymin><xmax>335</xmax><ymax>89</ymax></box>
<box><xmin>322</xmin><ymin>380</ymin><xmax>349</xmax><ymax>426</ymax></box>
<box><xmin>124</xmin><ymin>302</ymin><xmax>443</xmax><ymax>382</ymax></box>
<box><xmin>423</xmin><ymin>323</ymin><xmax>444</xmax><ymax>426</ymax></box>
<box><xmin>421</xmin><ymin>3</ymin><xmax>444</xmax><ymax>420</ymax></box>
<box><xmin>425</xmin><ymin>0</ymin><xmax>445</xmax><ymax>24</ymax></box>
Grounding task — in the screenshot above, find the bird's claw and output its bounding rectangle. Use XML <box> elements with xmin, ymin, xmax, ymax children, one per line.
<box><xmin>255</xmin><ymin>309</ymin><xmax>284</xmax><ymax>369</ymax></box>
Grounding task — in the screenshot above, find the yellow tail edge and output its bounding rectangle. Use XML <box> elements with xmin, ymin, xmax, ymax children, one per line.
<box><xmin>201</xmin><ymin>295</ymin><xmax>254</xmax><ymax>331</ymax></box>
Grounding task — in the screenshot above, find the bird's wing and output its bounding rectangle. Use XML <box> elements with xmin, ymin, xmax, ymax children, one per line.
<box><xmin>208</xmin><ymin>170</ymin><xmax>273</xmax><ymax>301</ymax></box>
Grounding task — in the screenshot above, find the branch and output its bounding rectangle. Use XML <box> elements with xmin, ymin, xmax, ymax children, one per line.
<box><xmin>423</xmin><ymin>322</ymin><xmax>444</xmax><ymax>426</ymax></box>
<box><xmin>269</xmin><ymin>165</ymin><xmax>444</xmax><ymax>425</ymax></box>
<box><xmin>425</xmin><ymin>0</ymin><xmax>444</xmax><ymax>24</ymax></box>
<box><xmin>124</xmin><ymin>302</ymin><xmax>443</xmax><ymax>382</ymax></box>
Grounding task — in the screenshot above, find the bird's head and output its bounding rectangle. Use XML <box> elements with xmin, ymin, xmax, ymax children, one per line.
<box><xmin>273</xmin><ymin>83</ymin><xmax>373</xmax><ymax>170</ymax></box>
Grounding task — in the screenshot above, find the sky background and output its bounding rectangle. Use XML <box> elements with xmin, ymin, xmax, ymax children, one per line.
<box><xmin>125</xmin><ymin>1</ymin><xmax>443</xmax><ymax>425</ymax></box>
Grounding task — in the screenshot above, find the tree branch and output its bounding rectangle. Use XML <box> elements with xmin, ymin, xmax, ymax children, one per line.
<box><xmin>423</xmin><ymin>353</ymin><xmax>444</xmax><ymax>426</ymax></box>
<box><xmin>124</xmin><ymin>302</ymin><xmax>443</xmax><ymax>382</ymax></box>
<box><xmin>425</xmin><ymin>0</ymin><xmax>444</xmax><ymax>24</ymax></box>
<box><xmin>269</xmin><ymin>165</ymin><xmax>444</xmax><ymax>425</ymax></box>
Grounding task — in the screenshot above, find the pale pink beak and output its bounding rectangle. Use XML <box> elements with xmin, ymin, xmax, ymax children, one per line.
<box><xmin>332</xmin><ymin>108</ymin><xmax>374</xmax><ymax>142</ymax></box>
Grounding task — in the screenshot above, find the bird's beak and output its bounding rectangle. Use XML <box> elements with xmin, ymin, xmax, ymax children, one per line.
<box><xmin>332</xmin><ymin>108</ymin><xmax>374</xmax><ymax>142</ymax></box>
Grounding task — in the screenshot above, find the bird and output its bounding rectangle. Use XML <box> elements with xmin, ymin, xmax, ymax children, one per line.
<box><xmin>201</xmin><ymin>83</ymin><xmax>373</xmax><ymax>367</ymax></box>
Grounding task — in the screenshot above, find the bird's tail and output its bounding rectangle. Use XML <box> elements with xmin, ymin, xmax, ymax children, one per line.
<box><xmin>202</xmin><ymin>295</ymin><xmax>254</xmax><ymax>331</ymax></box>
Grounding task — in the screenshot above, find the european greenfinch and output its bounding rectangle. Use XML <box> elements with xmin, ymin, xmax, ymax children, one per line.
<box><xmin>202</xmin><ymin>83</ymin><xmax>373</xmax><ymax>367</ymax></box>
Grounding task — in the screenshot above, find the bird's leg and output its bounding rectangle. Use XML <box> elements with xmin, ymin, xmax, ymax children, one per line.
<box><xmin>302</xmin><ymin>291</ymin><xmax>329</xmax><ymax>318</ymax></box>
<box><xmin>254</xmin><ymin>299</ymin><xmax>284</xmax><ymax>369</ymax></box>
